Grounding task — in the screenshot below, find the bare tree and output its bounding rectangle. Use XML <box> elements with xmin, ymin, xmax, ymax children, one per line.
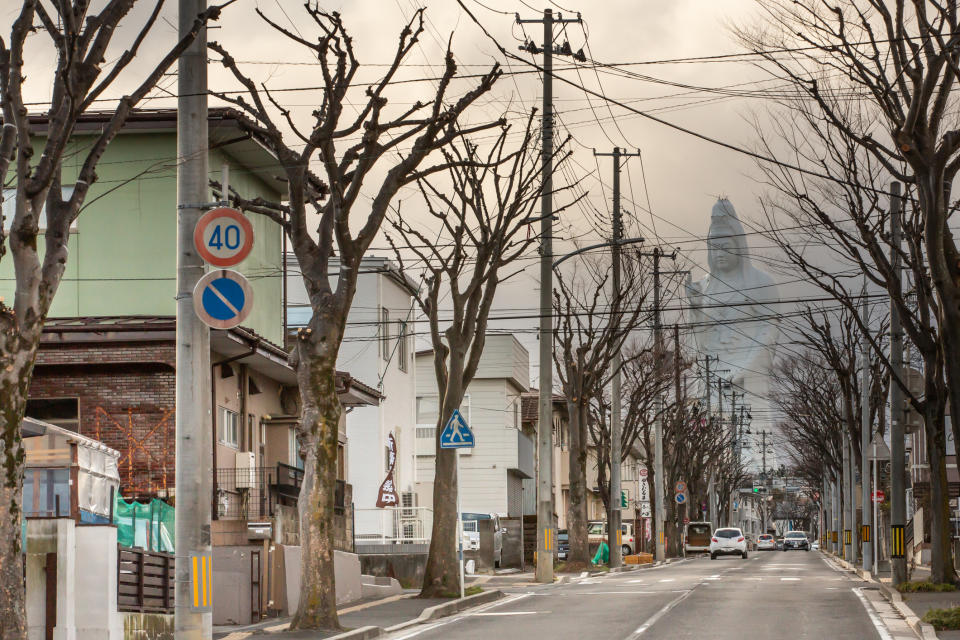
<box><xmin>0</xmin><ymin>3</ymin><xmax>225</xmax><ymax>634</ymax></box>
<box><xmin>386</xmin><ymin>112</ymin><xmax>577</xmax><ymax>596</ymax></box>
<box><xmin>553</xmin><ymin>255</ymin><xmax>651</xmax><ymax>568</ymax></box>
<box><xmin>738</xmin><ymin>0</ymin><xmax>960</xmax><ymax>582</ymax></box>
<box><xmin>210</xmin><ymin>7</ymin><xmax>502</xmax><ymax>628</ymax></box>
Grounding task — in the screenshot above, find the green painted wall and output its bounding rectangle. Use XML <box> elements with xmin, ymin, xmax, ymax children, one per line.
<box><xmin>0</xmin><ymin>130</ymin><xmax>284</xmax><ymax>345</ymax></box>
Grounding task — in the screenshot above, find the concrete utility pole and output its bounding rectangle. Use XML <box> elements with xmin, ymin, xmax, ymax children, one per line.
<box><xmin>176</xmin><ymin>0</ymin><xmax>212</xmax><ymax>636</ymax></box>
<box><xmin>848</xmin><ymin>434</ymin><xmax>857</xmax><ymax>563</ymax></box>
<box><xmin>636</xmin><ymin>247</ymin><xmax>676</xmax><ymax>561</ymax></box>
<box><xmin>860</xmin><ymin>283</ymin><xmax>873</xmax><ymax>572</ymax></box>
<box><xmin>890</xmin><ymin>182</ymin><xmax>906</xmax><ymax>586</ymax></box>
<box><xmin>595</xmin><ymin>147</ymin><xmax>641</xmax><ymax>568</ymax></box>
<box><xmin>516</xmin><ymin>8</ymin><xmax>581</xmax><ymax>584</ymax></box>
<box><xmin>842</xmin><ymin>429</ymin><xmax>853</xmax><ymax>562</ymax></box>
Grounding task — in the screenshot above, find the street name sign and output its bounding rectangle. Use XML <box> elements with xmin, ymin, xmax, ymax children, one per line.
<box><xmin>639</xmin><ymin>479</ymin><xmax>649</xmax><ymax>502</ymax></box>
<box><xmin>440</xmin><ymin>409</ymin><xmax>475</xmax><ymax>449</ymax></box>
<box><xmin>194</xmin><ymin>207</ymin><xmax>255</xmax><ymax>267</ymax></box>
<box><xmin>640</xmin><ymin>502</ymin><xmax>651</xmax><ymax>518</ymax></box>
<box><xmin>194</xmin><ymin>269</ymin><xmax>254</xmax><ymax>329</ymax></box>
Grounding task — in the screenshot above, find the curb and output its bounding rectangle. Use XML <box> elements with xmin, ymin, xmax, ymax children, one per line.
<box><xmin>327</xmin><ymin>626</ymin><xmax>383</xmax><ymax>640</ymax></box>
<box><xmin>877</xmin><ymin>583</ymin><xmax>940</xmax><ymax>640</ymax></box>
<box><xmin>384</xmin><ymin>590</ymin><xmax>505</xmax><ymax>633</ymax></box>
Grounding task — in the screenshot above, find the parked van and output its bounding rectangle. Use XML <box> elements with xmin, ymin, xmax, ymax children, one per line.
<box><xmin>461</xmin><ymin>512</ymin><xmax>507</xmax><ymax>568</ymax></box>
<box><xmin>685</xmin><ymin>521</ymin><xmax>712</xmax><ymax>553</ymax></box>
<box><xmin>587</xmin><ymin>520</ymin><xmax>637</xmax><ymax>556</ymax></box>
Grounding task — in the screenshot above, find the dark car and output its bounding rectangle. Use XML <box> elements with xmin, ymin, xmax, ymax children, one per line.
<box><xmin>782</xmin><ymin>531</ymin><xmax>810</xmax><ymax>551</ymax></box>
<box><xmin>775</xmin><ymin>538</ymin><xmax>784</xmax><ymax>550</ymax></box>
<box><xmin>557</xmin><ymin>529</ymin><xmax>570</xmax><ymax>561</ymax></box>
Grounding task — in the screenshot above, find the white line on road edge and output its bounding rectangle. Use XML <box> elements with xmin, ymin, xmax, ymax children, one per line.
<box><xmin>388</xmin><ymin>593</ymin><xmax>532</xmax><ymax>640</ymax></box>
<box><xmin>626</xmin><ymin>586</ymin><xmax>699</xmax><ymax>638</ymax></box>
<box><xmin>853</xmin><ymin>588</ymin><xmax>894</xmax><ymax>640</ymax></box>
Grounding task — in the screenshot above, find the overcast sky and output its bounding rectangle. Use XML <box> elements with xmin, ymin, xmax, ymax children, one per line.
<box><xmin>8</xmin><ymin>0</ymin><xmax>823</xmax><ymax>419</ymax></box>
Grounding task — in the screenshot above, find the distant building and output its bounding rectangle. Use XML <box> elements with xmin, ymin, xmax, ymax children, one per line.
<box><xmin>286</xmin><ymin>255</ymin><xmax>419</xmax><ymax>544</ymax></box>
<box><xmin>415</xmin><ymin>334</ymin><xmax>535</xmax><ymax>517</ymax></box>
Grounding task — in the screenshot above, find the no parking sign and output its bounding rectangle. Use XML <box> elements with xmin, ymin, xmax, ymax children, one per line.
<box><xmin>193</xmin><ymin>270</ymin><xmax>254</xmax><ymax>329</ymax></box>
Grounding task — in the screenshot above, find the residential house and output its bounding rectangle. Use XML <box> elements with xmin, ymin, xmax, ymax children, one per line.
<box><xmin>3</xmin><ymin>109</ymin><xmax>379</xmax><ymax>627</ymax></box>
<box><xmin>286</xmin><ymin>255</ymin><xmax>420</xmax><ymax>545</ymax></box>
<box><xmin>415</xmin><ymin>334</ymin><xmax>535</xmax><ymax>517</ymax></box>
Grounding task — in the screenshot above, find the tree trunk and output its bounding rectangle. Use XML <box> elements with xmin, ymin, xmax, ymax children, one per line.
<box><xmin>567</xmin><ymin>399</ymin><xmax>590</xmax><ymax>568</ymax></box>
<box><xmin>290</xmin><ymin>333</ymin><xmax>343</xmax><ymax>630</ymax></box>
<box><xmin>922</xmin><ymin>397</ymin><xmax>956</xmax><ymax>583</ymax></box>
<box><xmin>420</xmin><ymin>369</ymin><xmax>465</xmax><ymax>597</ymax></box>
<box><xmin>0</xmin><ymin>315</ymin><xmax>41</xmax><ymax>640</ymax></box>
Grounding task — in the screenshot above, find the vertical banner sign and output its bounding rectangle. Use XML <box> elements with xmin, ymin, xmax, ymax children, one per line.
<box><xmin>376</xmin><ymin>433</ymin><xmax>400</xmax><ymax>508</ymax></box>
<box><xmin>891</xmin><ymin>524</ymin><xmax>905</xmax><ymax>558</ymax></box>
<box><xmin>644</xmin><ymin>518</ymin><xmax>652</xmax><ymax>542</ymax></box>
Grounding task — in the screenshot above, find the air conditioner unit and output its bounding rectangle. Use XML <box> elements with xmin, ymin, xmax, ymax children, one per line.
<box><xmin>235</xmin><ymin>451</ymin><xmax>256</xmax><ymax>489</ymax></box>
<box><xmin>401</xmin><ymin>492</ymin><xmax>418</xmax><ymax>518</ymax></box>
<box><xmin>401</xmin><ymin>522</ymin><xmax>416</xmax><ymax>540</ymax></box>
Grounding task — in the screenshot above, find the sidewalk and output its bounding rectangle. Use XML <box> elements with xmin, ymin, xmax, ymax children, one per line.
<box><xmin>214</xmin><ymin>589</ymin><xmax>504</xmax><ymax>640</ymax></box>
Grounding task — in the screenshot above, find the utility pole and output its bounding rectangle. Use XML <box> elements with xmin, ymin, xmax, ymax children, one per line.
<box><xmin>176</xmin><ymin>0</ymin><xmax>212</xmax><ymax>636</ymax></box>
<box><xmin>842</xmin><ymin>429</ymin><xmax>853</xmax><ymax>562</ymax></box>
<box><xmin>516</xmin><ymin>8</ymin><xmax>582</xmax><ymax>585</ymax></box>
<box><xmin>637</xmin><ymin>247</ymin><xmax>676</xmax><ymax>561</ymax></box>
<box><xmin>890</xmin><ymin>181</ymin><xmax>906</xmax><ymax>586</ymax></box>
<box><xmin>595</xmin><ymin>147</ymin><xmax>641</xmax><ymax>568</ymax></box>
<box><xmin>703</xmin><ymin>356</ymin><xmax>714</xmax><ymax>529</ymax></box>
<box><xmin>729</xmin><ymin>390</ymin><xmax>739</xmax><ymax>530</ymax></box>
<box><xmin>860</xmin><ymin>282</ymin><xmax>873</xmax><ymax>572</ymax></box>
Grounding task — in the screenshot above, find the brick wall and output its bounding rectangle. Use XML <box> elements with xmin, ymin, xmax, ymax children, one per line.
<box><xmin>31</xmin><ymin>340</ymin><xmax>177</xmax><ymax>498</ymax></box>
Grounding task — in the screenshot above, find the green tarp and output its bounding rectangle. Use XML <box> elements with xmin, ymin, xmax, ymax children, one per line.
<box><xmin>113</xmin><ymin>494</ymin><xmax>174</xmax><ymax>552</ymax></box>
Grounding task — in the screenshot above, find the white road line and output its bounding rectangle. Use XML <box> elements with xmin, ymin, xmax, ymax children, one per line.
<box><xmin>474</xmin><ymin>611</ymin><xmax>542</xmax><ymax>616</ymax></box>
<box><xmin>658</xmin><ymin>578</ymin><xmax>675</xmax><ymax>582</ymax></box>
<box><xmin>627</xmin><ymin>587</ymin><xmax>698</xmax><ymax>637</ymax></box>
<box><xmin>780</xmin><ymin>577</ymin><xmax>801</xmax><ymax>581</ymax></box>
<box><xmin>627</xmin><ymin>579</ymin><xmax>645</xmax><ymax>583</ymax></box>
<box><xmin>389</xmin><ymin>593</ymin><xmax>532</xmax><ymax>640</ymax></box>
<box><xmin>852</xmin><ymin>587</ymin><xmax>894</xmax><ymax>640</ymax></box>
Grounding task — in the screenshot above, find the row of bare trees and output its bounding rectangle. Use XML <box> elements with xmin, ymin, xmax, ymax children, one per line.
<box><xmin>738</xmin><ymin>0</ymin><xmax>960</xmax><ymax>584</ymax></box>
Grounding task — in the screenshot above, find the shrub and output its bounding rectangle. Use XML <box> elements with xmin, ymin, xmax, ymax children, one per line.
<box><xmin>897</xmin><ymin>581</ymin><xmax>957</xmax><ymax>593</ymax></box>
<box><xmin>922</xmin><ymin>607</ymin><xmax>960</xmax><ymax>630</ymax></box>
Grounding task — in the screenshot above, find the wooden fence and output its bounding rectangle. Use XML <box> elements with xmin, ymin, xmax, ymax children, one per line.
<box><xmin>117</xmin><ymin>546</ymin><xmax>175</xmax><ymax>613</ymax></box>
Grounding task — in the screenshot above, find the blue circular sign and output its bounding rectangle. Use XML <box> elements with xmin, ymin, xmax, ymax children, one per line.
<box><xmin>675</xmin><ymin>493</ymin><xmax>686</xmax><ymax>504</ymax></box>
<box><xmin>193</xmin><ymin>269</ymin><xmax>254</xmax><ymax>329</ymax></box>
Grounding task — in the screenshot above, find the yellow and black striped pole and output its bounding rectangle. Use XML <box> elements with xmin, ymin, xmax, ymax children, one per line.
<box><xmin>190</xmin><ymin>554</ymin><xmax>213</xmax><ymax>611</ymax></box>
<box><xmin>891</xmin><ymin>525</ymin><xmax>905</xmax><ymax>559</ymax></box>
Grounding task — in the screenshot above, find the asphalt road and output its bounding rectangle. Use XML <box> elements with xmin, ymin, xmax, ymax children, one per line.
<box><xmin>386</xmin><ymin>551</ymin><xmax>918</xmax><ymax>640</ymax></box>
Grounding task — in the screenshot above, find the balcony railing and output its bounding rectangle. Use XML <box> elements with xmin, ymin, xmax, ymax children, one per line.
<box><xmin>213</xmin><ymin>464</ymin><xmax>346</xmax><ymax>520</ymax></box>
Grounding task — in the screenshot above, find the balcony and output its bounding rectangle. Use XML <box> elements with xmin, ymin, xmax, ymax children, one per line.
<box><xmin>213</xmin><ymin>464</ymin><xmax>346</xmax><ymax>520</ymax></box>
<box><xmin>511</xmin><ymin>430</ymin><xmax>535</xmax><ymax>479</ymax></box>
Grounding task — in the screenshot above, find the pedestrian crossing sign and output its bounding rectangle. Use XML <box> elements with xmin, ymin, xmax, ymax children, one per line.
<box><xmin>440</xmin><ymin>409</ymin><xmax>475</xmax><ymax>449</ymax></box>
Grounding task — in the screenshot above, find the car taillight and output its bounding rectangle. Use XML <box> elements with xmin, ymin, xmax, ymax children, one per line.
<box><xmin>737</xmin><ymin>537</ymin><xmax>744</xmax><ymax>542</ymax></box>
<box><xmin>711</xmin><ymin>537</ymin><xmax>718</xmax><ymax>543</ymax></box>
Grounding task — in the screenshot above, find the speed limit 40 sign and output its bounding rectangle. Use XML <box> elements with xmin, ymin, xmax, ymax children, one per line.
<box><xmin>194</xmin><ymin>207</ymin><xmax>254</xmax><ymax>267</ymax></box>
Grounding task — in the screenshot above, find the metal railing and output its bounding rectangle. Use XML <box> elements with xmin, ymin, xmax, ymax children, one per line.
<box><xmin>354</xmin><ymin>506</ymin><xmax>433</xmax><ymax>546</ymax></box>
<box><xmin>214</xmin><ymin>466</ymin><xmax>277</xmax><ymax>520</ymax></box>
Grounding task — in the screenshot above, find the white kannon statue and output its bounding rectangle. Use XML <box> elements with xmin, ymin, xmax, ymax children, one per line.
<box><xmin>686</xmin><ymin>198</ymin><xmax>780</xmax><ymax>415</ymax></box>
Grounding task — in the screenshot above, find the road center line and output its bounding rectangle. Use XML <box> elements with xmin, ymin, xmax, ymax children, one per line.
<box><xmin>626</xmin><ymin>586</ymin><xmax>699</xmax><ymax>638</ymax></box>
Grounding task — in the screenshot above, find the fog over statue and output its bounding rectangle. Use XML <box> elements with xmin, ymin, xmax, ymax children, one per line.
<box><xmin>686</xmin><ymin>198</ymin><xmax>780</xmax><ymax>401</ymax></box>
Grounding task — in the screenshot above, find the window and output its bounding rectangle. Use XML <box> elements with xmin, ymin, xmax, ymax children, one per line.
<box><xmin>26</xmin><ymin>398</ymin><xmax>79</xmax><ymax>432</ymax></box>
<box><xmin>398</xmin><ymin>321</ymin><xmax>409</xmax><ymax>372</ymax></box>
<box><xmin>2</xmin><ymin>186</ymin><xmax>77</xmax><ymax>232</ymax></box>
<box><xmin>218</xmin><ymin>407</ymin><xmax>239</xmax><ymax>448</ymax></box>
<box><xmin>381</xmin><ymin>307</ymin><xmax>391</xmax><ymax>361</ymax></box>
<box><xmin>416</xmin><ymin>395</ymin><xmax>471</xmax><ymax>426</ymax></box>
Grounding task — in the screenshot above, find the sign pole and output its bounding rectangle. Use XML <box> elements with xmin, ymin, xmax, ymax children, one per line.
<box><xmin>873</xmin><ymin>449</ymin><xmax>878</xmax><ymax>575</ymax></box>
<box><xmin>457</xmin><ymin>448</ymin><xmax>464</xmax><ymax>599</ymax></box>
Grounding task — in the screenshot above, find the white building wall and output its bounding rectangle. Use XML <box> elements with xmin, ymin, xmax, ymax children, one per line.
<box><xmin>415</xmin><ymin>335</ymin><xmax>530</xmax><ymax>517</ymax></box>
<box><xmin>286</xmin><ymin>255</ymin><xmax>417</xmax><ymax>538</ymax></box>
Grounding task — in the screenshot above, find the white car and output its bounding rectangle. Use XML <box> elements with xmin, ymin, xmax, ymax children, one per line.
<box><xmin>756</xmin><ymin>533</ymin><xmax>776</xmax><ymax>551</ymax></box>
<box><xmin>710</xmin><ymin>527</ymin><xmax>748</xmax><ymax>560</ymax></box>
